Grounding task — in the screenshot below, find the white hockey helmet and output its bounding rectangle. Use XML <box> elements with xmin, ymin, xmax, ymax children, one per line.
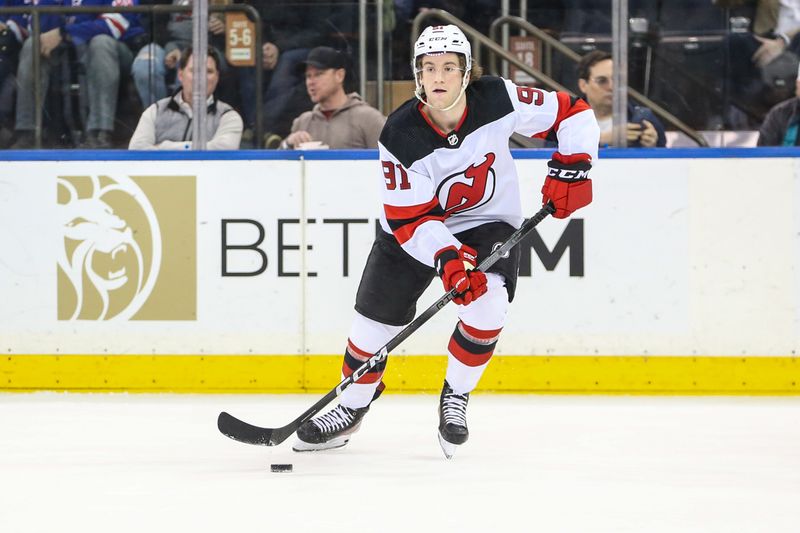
<box><xmin>412</xmin><ymin>24</ymin><xmax>472</xmax><ymax>72</ymax></box>
<box><xmin>412</xmin><ymin>25</ymin><xmax>472</xmax><ymax>110</ymax></box>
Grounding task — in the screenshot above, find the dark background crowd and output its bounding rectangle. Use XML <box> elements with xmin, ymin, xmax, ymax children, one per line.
<box><xmin>0</xmin><ymin>0</ymin><xmax>798</xmax><ymax>149</ymax></box>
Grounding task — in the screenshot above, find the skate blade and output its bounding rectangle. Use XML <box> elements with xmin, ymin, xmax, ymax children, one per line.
<box><xmin>437</xmin><ymin>432</ymin><xmax>459</xmax><ymax>459</ymax></box>
<box><xmin>292</xmin><ymin>436</ymin><xmax>350</xmax><ymax>452</ymax></box>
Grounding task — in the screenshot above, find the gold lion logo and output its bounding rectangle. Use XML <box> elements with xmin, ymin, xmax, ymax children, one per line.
<box><xmin>57</xmin><ymin>175</ymin><xmax>161</xmax><ymax>320</ymax></box>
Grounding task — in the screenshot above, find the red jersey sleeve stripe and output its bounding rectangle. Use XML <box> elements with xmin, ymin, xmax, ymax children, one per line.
<box><xmin>385</xmin><ymin>198</ymin><xmax>446</xmax><ymax>244</ymax></box>
<box><xmin>555</xmin><ymin>93</ymin><xmax>591</xmax><ymax>125</ymax></box>
<box><xmin>391</xmin><ymin>215</ymin><xmax>446</xmax><ymax>244</ymax></box>
<box><xmin>532</xmin><ymin>93</ymin><xmax>592</xmax><ymax>138</ymax></box>
<box><xmin>384</xmin><ymin>197</ymin><xmax>441</xmax><ymax>221</ymax></box>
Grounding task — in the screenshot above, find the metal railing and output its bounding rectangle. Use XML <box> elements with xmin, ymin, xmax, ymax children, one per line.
<box><xmin>488</xmin><ymin>15</ymin><xmax>707</xmax><ymax>147</ymax></box>
<box><xmin>412</xmin><ymin>10</ymin><xmax>572</xmax><ymax>95</ymax></box>
<box><xmin>411</xmin><ymin>9</ymin><xmax>707</xmax><ymax>147</ymax></box>
<box><xmin>0</xmin><ymin>4</ymin><xmax>262</xmax><ymax>149</ymax></box>
<box><xmin>358</xmin><ymin>0</ymin><xmax>385</xmax><ymax>112</ymax></box>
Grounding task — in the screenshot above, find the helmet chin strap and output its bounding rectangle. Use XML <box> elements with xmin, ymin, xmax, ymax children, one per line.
<box><xmin>414</xmin><ymin>70</ymin><xmax>470</xmax><ymax>112</ymax></box>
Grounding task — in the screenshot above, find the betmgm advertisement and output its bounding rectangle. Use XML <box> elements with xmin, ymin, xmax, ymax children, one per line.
<box><xmin>56</xmin><ymin>173</ymin><xmax>196</xmax><ymax>321</ymax></box>
<box><xmin>0</xmin><ymin>157</ymin><xmax>799</xmax><ymax>360</ymax></box>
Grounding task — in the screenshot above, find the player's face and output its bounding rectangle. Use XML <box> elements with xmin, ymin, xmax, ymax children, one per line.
<box><xmin>305</xmin><ymin>66</ymin><xmax>345</xmax><ymax>104</ymax></box>
<box><xmin>581</xmin><ymin>59</ymin><xmax>613</xmax><ymax>112</ymax></box>
<box><xmin>419</xmin><ymin>53</ymin><xmax>464</xmax><ymax>108</ymax></box>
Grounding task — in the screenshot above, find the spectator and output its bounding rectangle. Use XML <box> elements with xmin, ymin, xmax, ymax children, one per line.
<box><xmin>128</xmin><ymin>46</ymin><xmax>242</xmax><ymax>149</ymax></box>
<box><xmin>577</xmin><ymin>50</ymin><xmax>666</xmax><ymax>147</ymax></box>
<box><xmin>279</xmin><ymin>46</ymin><xmax>385</xmax><ymax>150</ymax></box>
<box><xmin>131</xmin><ymin>0</ymin><xmax>228</xmax><ymax>107</ymax></box>
<box><xmin>757</xmin><ymin>63</ymin><xmax>800</xmax><ymax>145</ymax></box>
<box><xmin>0</xmin><ymin>0</ymin><xmax>23</xmax><ymax>147</ymax></box>
<box><xmin>721</xmin><ymin>0</ymin><xmax>800</xmax><ymax>125</ymax></box>
<box><xmin>237</xmin><ymin>0</ymin><xmax>332</xmax><ymax>142</ymax></box>
<box><xmin>10</xmin><ymin>0</ymin><xmax>147</xmax><ymax>149</ymax></box>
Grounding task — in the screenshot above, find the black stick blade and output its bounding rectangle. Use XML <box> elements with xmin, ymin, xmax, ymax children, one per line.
<box><xmin>218</xmin><ymin>411</ymin><xmax>281</xmax><ymax>446</ymax></box>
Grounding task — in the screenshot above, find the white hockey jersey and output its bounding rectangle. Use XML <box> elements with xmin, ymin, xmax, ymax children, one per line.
<box><xmin>377</xmin><ymin>76</ymin><xmax>600</xmax><ymax>268</ymax></box>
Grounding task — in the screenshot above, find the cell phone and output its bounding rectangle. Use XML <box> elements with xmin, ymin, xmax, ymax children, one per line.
<box><xmin>629</xmin><ymin>106</ymin><xmax>648</xmax><ymax>127</ymax></box>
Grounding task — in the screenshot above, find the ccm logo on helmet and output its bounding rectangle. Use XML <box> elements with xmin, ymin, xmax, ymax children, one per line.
<box><xmin>547</xmin><ymin>167</ymin><xmax>589</xmax><ymax>180</ymax></box>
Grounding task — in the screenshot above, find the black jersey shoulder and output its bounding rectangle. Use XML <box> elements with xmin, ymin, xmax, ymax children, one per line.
<box><xmin>463</xmin><ymin>76</ymin><xmax>515</xmax><ymax>128</ymax></box>
<box><xmin>379</xmin><ymin>97</ymin><xmax>433</xmax><ymax>168</ymax></box>
<box><xmin>379</xmin><ymin>77</ymin><xmax>515</xmax><ymax>168</ymax></box>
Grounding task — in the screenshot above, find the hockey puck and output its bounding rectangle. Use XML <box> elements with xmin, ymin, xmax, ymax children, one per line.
<box><xmin>270</xmin><ymin>463</ymin><xmax>293</xmax><ymax>473</ymax></box>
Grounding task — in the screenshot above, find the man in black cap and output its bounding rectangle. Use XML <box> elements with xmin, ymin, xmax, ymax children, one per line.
<box><xmin>279</xmin><ymin>46</ymin><xmax>385</xmax><ymax>149</ymax></box>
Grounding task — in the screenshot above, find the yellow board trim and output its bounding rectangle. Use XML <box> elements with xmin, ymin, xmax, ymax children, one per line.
<box><xmin>1</xmin><ymin>355</ymin><xmax>798</xmax><ymax>394</ymax></box>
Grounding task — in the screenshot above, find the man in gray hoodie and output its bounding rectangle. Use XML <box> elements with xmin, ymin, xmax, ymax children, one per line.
<box><xmin>279</xmin><ymin>46</ymin><xmax>385</xmax><ymax>149</ymax></box>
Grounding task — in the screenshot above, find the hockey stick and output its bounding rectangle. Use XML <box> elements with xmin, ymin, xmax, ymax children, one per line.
<box><xmin>218</xmin><ymin>203</ymin><xmax>556</xmax><ymax>446</ymax></box>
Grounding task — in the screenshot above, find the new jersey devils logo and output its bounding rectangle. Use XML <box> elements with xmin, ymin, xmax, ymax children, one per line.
<box><xmin>436</xmin><ymin>152</ymin><xmax>496</xmax><ymax>214</ymax></box>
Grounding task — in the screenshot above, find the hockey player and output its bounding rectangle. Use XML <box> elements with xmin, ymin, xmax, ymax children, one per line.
<box><xmin>293</xmin><ymin>25</ymin><xmax>600</xmax><ymax>458</ymax></box>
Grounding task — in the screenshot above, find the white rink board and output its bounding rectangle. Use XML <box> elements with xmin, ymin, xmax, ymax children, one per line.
<box><xmin>0</xmin><ymin>157</ymin><xmax>798</xmax><ymax>356</ymax></box>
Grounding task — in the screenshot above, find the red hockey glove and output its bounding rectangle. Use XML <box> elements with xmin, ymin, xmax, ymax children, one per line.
<box><xmin>541</xmin><ymin>156</ymin><xmax>593</xmax><ymax>219</ymax></box>
<box><xmin>434</xmin><ymin>245</ymin><xmax>488</xmax><ymax>306</ymax></box>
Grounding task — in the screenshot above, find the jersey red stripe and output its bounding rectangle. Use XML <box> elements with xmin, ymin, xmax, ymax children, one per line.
<box><xmin>392</xmin><ymin>215</ymin><xmax>446</xmax><ymax>244</ymax></box>
<box><xmin>417</xmin><ymin>103</ymin><xmax>447</xmax><ymax>137</ymax></box>
<box><xmin>454</xmin><ymin>104</ymin><xmax>469</xmax><ymax>130</ymax></box>
<box><xmin>383</xmin><ymin>197</ymin><xmax>441</xmax><ymax>221</ymax></box>
<box><xmin>417</xmin><ymin>102</ymin><xmax>469</xmax><ymax>138</ymax></box>
<box><xmin>555</xmin><ymin>92</ymin><xmax>590</xmax><ymax>125</ymax></box>
<box><xmin>532</xmin><ymin>93</ymin><xmax>592</xmax><ymax>139</ymax></box>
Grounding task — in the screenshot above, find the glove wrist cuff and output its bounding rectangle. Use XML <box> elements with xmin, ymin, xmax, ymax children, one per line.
<box><xmin>546</xmin><ymin>159</ymin><xmax>591</xmax><ymax>182</ymax></box>
<box><xmin>434</xmin><ymin>247</ymin><xmax>459</xmax><ymax>278</ymax></box>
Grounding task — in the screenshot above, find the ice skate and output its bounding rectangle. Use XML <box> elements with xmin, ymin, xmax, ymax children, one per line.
<box><xmin>293</xmin><ymin>404</ymin><xmax>369</xmax><ymax>452</ymax></box>
<box><xmin>437</xmin><ymin>380</ymin><xmax>469</xmax><ymax>459</ymax></box>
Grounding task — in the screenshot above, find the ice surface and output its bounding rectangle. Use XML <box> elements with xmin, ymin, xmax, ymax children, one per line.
<box><xmin>1</xmin><ymin>393</ymin><xmax>799</xmax><ymax>533</ymax></box>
